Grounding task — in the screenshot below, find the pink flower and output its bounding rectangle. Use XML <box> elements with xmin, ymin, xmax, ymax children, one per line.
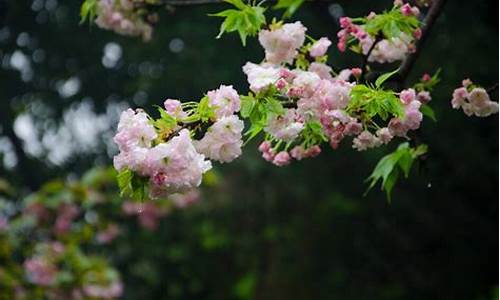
<box><xmin>367</xmin><ymin>12</ymin><xmax>377</xmax><ymax>20</ymax></box>
<box><xmin>413</xmin><ymin>28</ymin><xmax>422</xmax><ymax>39</ymax></box>
<box><xmin>351</xmin><ymin>68</ymin><xmax>362</xmax><ymax>78</ymax></box>
<box><xmin>83</xmin><ymin>282</ymin><xmax>123</xmax><ymax>299</ymax></box>
<box><xmin>54</xmin><ymin>203</ymin><xmax>80</xmax><ymax>235</ymax></box>
<box><xmin>422</xmin><ymin>73</ymin><xmax>431</xmax><ymax>82</ymax></box>
<box><xmin>290</xmin><ymin>145</ymin><xmax>321</xmax><ymax>160</ymax></box>
<box><xmin>367</xmin><ymin>34</ymin><xmax>413</xmax><ymax>63</ymax></box>
<box><xmin>0</xmin><ymin>216</ymin><xmax>7</xmax><ymax>231</ymax></box>
<box><xmin>339</xmin><ymin>17</ymin><xmax>352</xmax><ymax>29</ymax></box>
<box><xmin>96</xmin><ymin>224</ymin><xmax>120</xmax><ymax>244</ymax></box>
<box><xmin>264</xmin><ymin>109</ymin><xmax>304</xmax><ymax>142</ymax></box>
<box><xmin>451</xmin><ymin>87</ymin><xmax>468</xmax><ymax>109</ymax></box>
<box><xmin>462</xmin><ymin>78</ymin><xmax>472</xmax><ymax>87</ymax></box>
<box><xmin>344</xmin><ymin>120</ymin><xmax>363</xmax><ymax>136</ymax></box>
<box><xmin>122</xmin><ymin>201</ymin><xmax>169</xmax><ymax>230</ymax></box>
<box><xmin>24</xmin><ymin>258</ymin><xmax>57</xmax><ymax>286</ymax></box>
<box><xmin>468</xmin><ymin>88</ymin><xmax>490</xmax><ymax>109</ymax></box>
<box><xmin>417</xmin><ymin>91</ymin><xmax>432</xmax><ymax>104</ymax></box>
<box><xmin>207</xmin><ymin>85</ymin><xmax>241</xmax><ymax>119</ymax></box>
<box><xmin>170</xmin><ymin>189</ymin><xmax>201</xmax><ymax>208</ymax></box>
<box><xmin>292</xmin><ymin>70</ymin><xmax>322</xmax><ymax>98</ymax></box>
<box><xmin>400</xmin><ymin>88</ymin><xmax>417</xmax><ymax>104</ymax></box>
<box><xmin>258</xmin><ymin>22</ymin><xmax>307</xmax><ymax>64</ymax></box>
<box><xmin>352</xmin><ymin>131</ymin><xmax>382</xmax><ymax>151</ymax></box>
<box><xmin>258</xmin><ymin>141</ymin><xmax>276</xmax><ymax>162</ymax></box>
<box><xmin>308</xmin><ymin>62</ymin><xmax>333</xmax><ymax>81</ymax></box>
<box><xmin>164</xmin><ymin>99</ymin><xmax>187</xmax><ymax>119</ymax></box>
<box><xmin>146</xmin><ymin>129</ymin><xmax>212</xmax><ymax>197</ymax></box>
<box><xmin>275</xmin><ymin>78</ymin><xmax>287</xmax><ymax>90</ymax></box>
<box><xmin>258</xmin><ymin>141</ymin><xmax>272</xmax><ymax>153</ymax></box>
<box><xmin>272</xmin><ymin>151</ymin><xmax>291</xmax><ymax>166</ymax></box>
<box><xmin>309</xmin><ymin>37</ymin><xmax>332</xmax><ymax>57</ymax></box>
<box><xmin>194</xmin><ymin>115</ymin><xmax>244</xmax><ymax>163</ymax></box>
<box><xmin>113</xmin><ymin>146</ymin><xmax>150</xmax><ymax>175</ymax></box>
<box><xmin>401</xmin><ymin>4</ymin><xmax>417</xmax><ymax>16</ymax></box>
<box><xmin>376</xmin><ymin>127</ymin><xmax>393</xmax><ymax>144</ymax></box>
<box><xmin>113</xmin><ymin>108</ymin><xmax>157</xmax><ymax>152</ymax></box>
<box><xmin>95</xmin><ymin>0</ymin><xmax>153</xmax><ymax>41</ymax></box>
<box><xmin>242</xmin><ymin>62</ymin><xmax>281</xmax><ymax>93</ymax></box>
<box><xmin>403</xmin><ymin>100</ymin><xmax>423</xmax><ymax>130</ymax></box>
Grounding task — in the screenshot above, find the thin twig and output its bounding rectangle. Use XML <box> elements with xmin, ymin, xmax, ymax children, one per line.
<box><xmin>486</xmin><ymin>83</ymin><xmax>499</xmax><ymax>94</ymax></box>
<box><xmin>361</xmin><ymin>35</ymin><xmax>382</xmax><ymax>82</ymax></box>
<box><xmin>396</xmin><ymin>0</ymin><xmax>448</xmax><ymax>88</ymax></box>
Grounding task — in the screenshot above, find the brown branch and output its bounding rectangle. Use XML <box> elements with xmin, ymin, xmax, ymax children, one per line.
<box><xmin>486</xmin><ymin>83</ymin><xmax>499</xmax><ymax>94</ymax></box>
<box><xmin>397</xmin><ymin>0</ymin><xmax>448</xmax><ymax>87</ymax></box>
<box><xmin>159</xmin><ymin>0</ymin><xmax>336</xmax><ymax>6</ymax></box>
<box><xmin>361</xmin><ymin>35</ymin><xmax>382</xmax><ymax>82</ymax></box>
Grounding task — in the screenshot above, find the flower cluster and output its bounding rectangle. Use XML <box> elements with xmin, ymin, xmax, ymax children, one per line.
<box><xmin>0</xmin><ymin>167</ymin><xmax>202</xmax><ymax>299</ymax></box>
<box><xmin>241</xmin><ymin>22</ymin><xmax>428</xmax><ymax>166</ymax></box>
<box><xmin>94</xmin><ymin>0</ymin><xmax>156</xmax><ymax>41</ymax></box>
<box><xmin>113</xmin><ymin>85</ymin><xmax>244</xmax><ymax>199</ymax></box>
<box><xmin>337</xmin><ymin>1</ymin><xmax>421</xmax><ymax>63</ymax></box>
<box><xmin>451</xmin><ymin>79</ymin><xmax>499</xmax><ymax>117</ymax></box>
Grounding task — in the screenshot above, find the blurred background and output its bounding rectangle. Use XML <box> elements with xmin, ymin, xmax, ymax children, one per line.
<box><xmin>0</xmin><ymin>0</ymin><xmax>498</xmax><ymax>299</ymax></box>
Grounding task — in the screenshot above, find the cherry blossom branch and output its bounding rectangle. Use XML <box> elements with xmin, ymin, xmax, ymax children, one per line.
<box><xmin>397</xmin><ymin>0</ymin><xmax>447</xmax><ymax>87</ymax></box>
<box><xmin>160</xmin><ymin>0</ymin><xmax>336</xmax><ymax>5</ymax></box>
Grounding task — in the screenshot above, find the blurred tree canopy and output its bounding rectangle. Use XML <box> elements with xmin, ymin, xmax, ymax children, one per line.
<box><xmin>0</xmin><ymin>0</ymin><xmax>498</xmax><ymax>299</ymax></box>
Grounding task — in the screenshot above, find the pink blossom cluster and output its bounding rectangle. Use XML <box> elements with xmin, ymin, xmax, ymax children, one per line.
<box><xmin>23</xmin><ymin>242</ymin><xmax>65</xmax><ymax>286</ymax></box>
<box><xmin>95</xmin><ymin>0</ymin><xmax>153</xmax><ymax>41</ymax></box>
<box><xmin>83</xmin><ymin>282</ymin><xmax>123</xmax><ymax>299</ymax></box>
<box><xmin>53</xmin><ymin>203</ymin><xmax>80</xmax><ymax>235</ymax></box>
<box><xmin>96</xmin><ymin>223</ymin><xmax>120</xmax><ymax>244</ymax></box>
<box><xmin>258</xmin><ymin>141</ymin><xmax>321</xmax><ymax>166</ymax></box>
<box><xmin>24</xmin><ymin>257</ymin><xmax>58</xmax><ymax>286</ymax></box>
<box><xmin>113</xmin><ymin>85</ymin><xmax>244</xmax><ymax>198</ymax></box>
<box><xmin>451</xmin><ymin>79</ymin><xmax>499</xmax><ymax>117</ymax></box>
<box><xmin>242</xmin><ymin>22</ymin><xmax>428</xmax><ymax>165</ymax></box>
<box><xmin>336</xmin><ymin>2</ymin><xmax>421</xmax><ymax>63</ymax></box>
<box><xmin>0</xmin><ymin>215</ymin><xmax>8</xmax><ymax>231</ymax></box>
<box><xmin>122</xmin><ymin>200</ymin><xmax>169</xmax><ymax>230</ymax></box>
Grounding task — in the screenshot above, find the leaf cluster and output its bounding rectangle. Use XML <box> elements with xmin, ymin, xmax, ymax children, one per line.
<box><xmin>365</xmin><ymin>142</ymin><xmax>428</xmax><ymax>201</ymax></box>
<box><xmin>211</xmin><ymin>0</ymin><xmax>266</xmax><ymax>46</ymax></box>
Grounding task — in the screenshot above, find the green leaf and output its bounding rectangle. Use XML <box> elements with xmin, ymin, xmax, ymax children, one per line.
<box><xmin>264</xmin><ymin>97</ymin><xmax>284</xmax><ymax>115</ymax></box>
<box><xmin>397</xmin><ymin>150</ymin><xmax>413</xmax><ymax>178</ymax></box>
<box><xmin>210</xmin><ymin>1</ymin><xmax>266</xmax><ymax>46</ymax></box>
<box><xmin>384</xmin><ymin>168</ymin><xmax>399</xmax><ymax>203</ymax></box>
<box><xmin>131</xmin><ymin>175</ymin><xmax>148</xmax><ymax>201</ymax></box>
<box><xmin>273</xmin><ymin>0</ymin><xmax>305</xmax><ymax>18</ymax></box>
<box><xmin>365</xmin><ymin>142</ymin><xmax>428</xmax><ymax>201</ymax></box>
<box><xmin>197</xmin><ymin>96</ymin><xmax>216</xmax><ymax>122</ymax></box>
<box><xmin>240</xmin><ymin>95</ymin><xmax>256</xmax><ymax>118</ymax></box>
<box><xmin>233</xmin><ymin>272</ymin><xmax>257</xmax><ymax>300</ymax></box>
<box><xmin>301</xmin><ymin>120</ymin><xmax>327</xmax><ymax>148</ymax></box>
<box><xmin>375</xmin><ymin>69</ymin><xmax>400</xmax><ymax>88</ymax></box>
<box><xmin>420</xmin><ymin>104</ymin><xmax>437</xmax><ymax>122</ymax></box>
<box><xmin>117</xmin><ymin>169</ymin><xmax>133</xmax><ymax>197</ymax></box>
<box><xmin>347</xmin><ymin>84</ymin><xmax>404</xmax><ymax>120</ymax></box>
<box><xmin>80</xmin><ymin>0</ymin><xmax>97</xmax><ymax>24</ymax></box>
